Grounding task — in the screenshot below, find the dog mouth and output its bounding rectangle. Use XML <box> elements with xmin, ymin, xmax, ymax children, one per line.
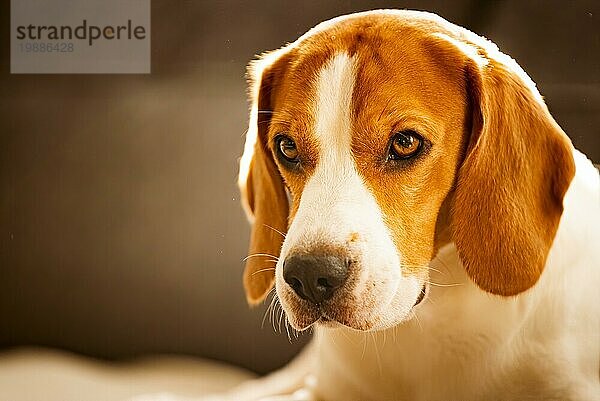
<box><xmin>292</xmin><ymin>283</ymin><xmax>429</xmax><ymax>331</ymax></box>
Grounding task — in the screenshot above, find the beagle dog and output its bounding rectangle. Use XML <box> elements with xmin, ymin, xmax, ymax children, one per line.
<box><xmin>230</xmin><ymin>9</ymin><xmax>600</xmax><ymax>401</ymax></box>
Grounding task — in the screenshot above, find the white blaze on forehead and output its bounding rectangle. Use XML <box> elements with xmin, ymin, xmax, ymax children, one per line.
<box><xmin>302</xmin><ymin>52</ymin><xmax>362</xmax><ymax>223</ymax></box>
<box><xmin>314</xmin><ymin>53</ymin><xmax>357</xmax><ymax>161</ymax></box>
<box><xmin>280</xmin><ymin>52</ymin><xmax>394</xmax><ymax>253</ymax></box>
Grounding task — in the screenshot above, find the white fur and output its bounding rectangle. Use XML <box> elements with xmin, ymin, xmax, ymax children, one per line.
<box><xmin>231</xmin><ymin>10</ymin><xmax>600</xmax><ymax>401</ymax></box>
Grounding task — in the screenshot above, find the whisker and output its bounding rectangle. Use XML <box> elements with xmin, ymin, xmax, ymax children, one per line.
<box><xmin>286</xmin><ymin>317</ymin><xmax>298</xmax><ymax>341</ymax></box>
<box><xmin>398</xmin><ymin>262</ymin><xmax>461</xmax><ymax>288</ymax></box>
<box><xmin>361</xmin><ymin>333</ymin><xmax>368</xmax><ymax>361</ymax></box>
<box><xmin>251</xmin><ymin>267</ymin><xmax>276</xmax><ymax>276</ymax></box>
<box><xmin>412</xmin><ymin>309</ymin><xmax>424</xmax><ymax>333</ymax></box>
<box><xmin>427</xmin><ymin>266</ymin><xmax>446</xmax><ymax>275</ymax></box>
<box><xmin>401</xmin><ymin>264</ymin><xmax>445</xmax><ymax>275</ymax></box>
<box><xmin>284</xmin><ymin>315</ymin><xmax>293</xmax><ymax>342</ymax></box>
<box><xmin>425</xmin><ymin>294</ymin><xmax>438</xmax><ymax>307</ymax></box>
<box><xmin>432</xmin><ymin>255</ymin><xmax>457</xmax><ymax>278</ymax></box>
<box><xmin>243</xmin><ymin>253</ymin><xmax>279</xmax><ymax>262</ymax></box>
<box><xmin>423</xmin><ymin>280</ymin><xmax>463</xmax><ymax>288</ymax></box>
<box><xmin>338</xmin><ymin>326</ymin><xmax>357</xmax><ymax>346</ymax></box>
<box><xmin>263</xmin><ymin>224</ymin><xmax>287</xmax><ymax>238</ymax></box>
<box><xmin>278</xmin><ymin>307</ymin><xmax>285</xmax><ymax>334</ymax></box>
<box><xmin>272</xmin><ymin>299</ymin><xmax>280</xmax><ymax>333</ymax></box>
<box><xmin>400</xmin><ymin>262</ymin><xmax>451</xmax><ymax>277</ymax></box>
<box><xmin>329</xmin><ymin>329</ymin><xmax>340</xmax><ymax>351</ymax></box>
<box><xmin>371</xmin><ymin>332</ymin><xmax>383</xmax><ymax>376</ymax></box>
<box><xmin>271</xmin><ymin>296</ymin><xmax>281</xmax><ymax>333</ymax></box>
<box><xmin>261</xmin><ymin>288</ymin><xmax>277</xmax><ymax>329</ymax></box>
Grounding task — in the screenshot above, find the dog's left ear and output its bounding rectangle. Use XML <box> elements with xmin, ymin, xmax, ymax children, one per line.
<box><xmin>238</xmin><ymin>51</ymin><xmax>290</xmax><ymax>305</ymax></box>
<box><xmin>451</xmin><ymin>44</ymin><xmax>576</xmax><ymax>296</ymax></box>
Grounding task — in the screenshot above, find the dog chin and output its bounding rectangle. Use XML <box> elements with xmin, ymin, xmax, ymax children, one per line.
<box><xmin>288</xmin><ymin>308</ymin><xmax>403</xmax><ymax>332</ymax></box>
<box><xmin>283</xmin><ymin>283</ymin><xmax>429</xmax><ymax>332</ymax></box>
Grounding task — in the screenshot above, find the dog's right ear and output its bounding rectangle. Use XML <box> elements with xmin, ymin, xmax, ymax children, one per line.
<box><xmin>238</xmin><ymin>50</ymin><xmax>290</xmax><ymax>305</ymax></box>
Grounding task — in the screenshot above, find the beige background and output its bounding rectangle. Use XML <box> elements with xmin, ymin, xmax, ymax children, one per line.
<box><xmin>1</xmin><ymin>0</ymin><xmax>598</xmax><ymax>374</ymax></box>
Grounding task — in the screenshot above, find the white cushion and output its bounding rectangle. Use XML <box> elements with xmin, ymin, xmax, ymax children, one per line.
<box><xmin>0</xmin><ymin>348</ymin><xmax>255</xmax><ymax>401</ymax></box>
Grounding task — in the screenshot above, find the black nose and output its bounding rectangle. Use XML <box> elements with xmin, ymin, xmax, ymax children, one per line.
<box><xmin>283</xmin><ymin>254</ymin><xmax>349</xmax><ymax>304</ymax></box>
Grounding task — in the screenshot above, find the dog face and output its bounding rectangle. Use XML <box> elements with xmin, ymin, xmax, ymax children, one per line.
<box><xmin>239</xmin><ymin>10</ymin><xmax>574</xmax><ymax>331</ymax></box>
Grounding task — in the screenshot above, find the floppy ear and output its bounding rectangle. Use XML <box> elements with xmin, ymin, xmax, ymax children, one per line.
<box><xmin>238</xmin><ymin>54</ymin><xmax>289</xmax><ymax>305</ymax></box>
<box><xmin>452</xmin><ymin>51</ymin><xmax>575</xmax><ymax>296</ymax></box>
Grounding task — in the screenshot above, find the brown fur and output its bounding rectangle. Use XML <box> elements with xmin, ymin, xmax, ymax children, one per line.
<box><xmin>240</xmin><ymin>12</ymin><xmax>575</xmax><ymax>303</ymax></box>
<box><xmin>452</xmin><ymin>56</ymin><xmax>575</xmax><ymax>295</ymax></box>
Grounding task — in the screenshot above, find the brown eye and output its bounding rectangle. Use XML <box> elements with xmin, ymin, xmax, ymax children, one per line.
<box><xmin>276</xmin><ymin>135</ymin><xmax>299</xmax><ymax>163</ymax></box>
<box><xmin>388</xmin><ymin>130</ymin><xmax>423</xmax><ymax>160</ymax></box>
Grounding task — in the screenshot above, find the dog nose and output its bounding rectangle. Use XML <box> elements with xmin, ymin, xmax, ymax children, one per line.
<box><xmin>283</xmin><ymin>254</ymin><xmax>349</xmax><ymax>304</ymax></box>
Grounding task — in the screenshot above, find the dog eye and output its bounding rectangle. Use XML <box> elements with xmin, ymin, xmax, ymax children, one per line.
<box><xmin>388</xmin><ymin>130</ymin><xmax>423</xmax><ymax>160</ymax></box>
<box><xmin>276</xmin><ymin>135</ymin><xmax>300</xmax><ymax>163</ymax></box>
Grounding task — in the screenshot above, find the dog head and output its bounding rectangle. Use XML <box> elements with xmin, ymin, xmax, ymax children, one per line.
<box><xmin>238</xmin><ymin>10</ymin><xmax>575</xmax><ymax>331</ymax></box>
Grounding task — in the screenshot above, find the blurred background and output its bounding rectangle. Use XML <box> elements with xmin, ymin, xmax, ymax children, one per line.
<box><xmin>0</xmin><ymin>0</ymin><xmax>598</xmax><ymax>376</ymax></box>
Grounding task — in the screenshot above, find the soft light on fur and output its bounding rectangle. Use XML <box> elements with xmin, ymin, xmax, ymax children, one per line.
<box><xmin>235</xmin><ymin>9</ymin><xmax>599</xmax><ymax>401</ymax></box>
